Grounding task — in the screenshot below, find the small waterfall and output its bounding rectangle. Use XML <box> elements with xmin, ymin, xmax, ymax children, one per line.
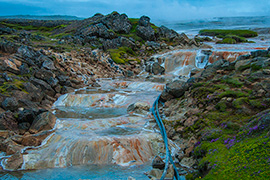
<box><xmin>18</xmin><ymin>79</ymin><xmax>166</xmax><ymax>171</ymax></box>
<box><xmin>151</xmin><ymin>49</ymin><xmax>250</xmax><ymax>77</ymax></box>
<box><xmin>195</xmin><ymin>49</ymin><xmax>212</xmax><ymax>69</ymax></box>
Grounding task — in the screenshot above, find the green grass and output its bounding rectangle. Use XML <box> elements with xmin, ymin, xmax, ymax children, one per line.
<box><xmin>190</xmin><ymin>132</ymin><xmax>270</xmax><ymax>180</ymax></box>
<box><xmin>0</xmin><ymin>22</ymin><xmax>67</xmax><ymax>32</ymax></box>
<box><xmin>199</xmin><ymin>29</ymin><xmax>258</xmax><ymax>38</ymax></box>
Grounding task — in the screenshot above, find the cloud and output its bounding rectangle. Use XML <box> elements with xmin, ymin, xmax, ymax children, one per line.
<box><xmin>0</xmin><ymin>0</ymin><xmax>269</xmax><ymax>20</ymax></box>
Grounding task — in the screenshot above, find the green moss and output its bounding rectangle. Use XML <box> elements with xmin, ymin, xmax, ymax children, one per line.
<box><xmin>217</xmin><ymin>38</ymin><xmax>237</xmax><ymax>44</ymax></box>
<box><xmin>251</xmin><ymin>63</ymin><xmax>263</xmax><ymax>71</ymax></box>
<box><xmin>220</xmin><ymin>77</ymin><xmax>244</xmax><ymax>87</ymax></box>
<box><xmin>1</xmin><ymin>22</ymin><xmax>67</xmax><ymax>32</ymax></box>
<box><xmin>232</xmin><ymin>97</ymin><xmax>249</xmax><ymax>109</ymax></box>
<box><xmin>213</xmin><ymin>84</ymin><xmax>230</xmax><ymax>90</ymax></box>
<box><xmin>249</xmin><ymin>100</ymin><xmax>264</xmax><ymax>109</ymax></box>
<box><xmin>224</xmin><ymin>35</ymin><xmax>248</xmax><ymax>43</ymax></box>
<box><xmin>108</xmin><ymin>47</ymin><xmax>139</xmax><ymax>64</ymax></box>
<box><xmin>215</xmin><ymin>100</ymin><xmax>227</xmax><ymax>112</ymax></box>
<box><xmin>199</xmin><ymin>29</ymin><xmax>258</xmax><ymax>38</ymax></box>
<box><xmin>218</xmin><ymin>90</ymin><xmax>248</xmax><ymax>99</ymax></box>
<box><xmin>0</xmin><ymin>79</ymin><xmax>28</xmax><ymax>96</ymax></box>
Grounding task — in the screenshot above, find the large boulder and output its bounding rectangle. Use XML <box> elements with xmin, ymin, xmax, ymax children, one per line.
<box><xmin>1</xmin><ymin>59</ymin><xmax>20</xmax><ymax>74</ymax></box>
<box><xmin>145</xmin><ymin>62</ymin><xmax>165</xmax><ymax>75</ymax></box>
<box><xmin>160</xmin><ymin>80</ymin><xmax>188</xmax><ymax>101</ymax></box>
<box><xmin>101</xmin><ymin>12</ymin><xmax>132</xmax><ymax>34</ymax></box>
<box><xmin>29</xmin><ymin>111</ymin><xmax>56</xmax><ymax>134</ymax></box>
<box><xmin>136</xmin><ymin>25</ymin><xmax>156</xmax><ymax>41</ymax></box>
<box><xmin>157</xmin><ymin>26</ymin><xmax>179</xmax><ymax>40</ymax></box>
<box><xmin>138</xmin><ymin>16</ymin><xmax>151</xmax><ymax>27</ymax></box>
<box><xmin>80</xmin><ymin>23</ymin><xmax>117</xmax><ymax>39</ymax></box>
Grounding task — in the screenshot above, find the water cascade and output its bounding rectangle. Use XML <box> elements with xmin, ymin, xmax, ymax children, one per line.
<box><xmin>0</xmin><ymin>79</ymin><xmax>174</xmax><ymax>180</ymax></box>
<box><xmin>151</xmin><ymin>49</ymin><xmax>249</xmax><ymax>76</ymax></box>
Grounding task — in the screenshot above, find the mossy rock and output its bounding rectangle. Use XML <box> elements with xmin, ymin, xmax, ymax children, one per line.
<box><xmin>199</xmin><ymin>29</ymin><xmax>258</xmax><ymax>38</ymax></box>
<box><xmin>108</xmin><ymin>47</ymin><xmax>139</xmax><ymax>64</ymax></box>
<box><xmin>217</xmin><ymin>38</ymin><xmax>237</xmax><ymax>44</ymax></box>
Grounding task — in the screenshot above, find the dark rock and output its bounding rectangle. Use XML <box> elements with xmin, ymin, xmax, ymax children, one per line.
<box><xmin>251</xmin><ymin>50</ymin><xmax>269</xmax><ymax>57</ymax></box>
<box><xmin>145</xmin><ymin>41</ymin><xmax>161</xmax><ymax>50</ymax></box>
<box><xmin>102</xmin><ymin>38</ymin><xmax>121</xmax><ymax>51</ymax></box>
<box><xmin>29</xmin><ymin>111</ymin><xmax>56</xmax><ymax>134</ymax></box>
<box><xmin>18</xmin><ymin>109</ymin><xmax>40</xmax><ymax>124</ymax></box>
<box><xmin>138</xmin><ymin>16</ymin><xmax>150</xmax><ymax>27</ymax></box>
<box><xmin>0</xmin><ymin>41</ymin><xmax>19</xmax><ymax>53</ymax></box>
<box><xmin>47</xmin><ymin>77</ymin><xmax>59</xmax><ymax>88</ymax></box>
<box><xmin>12</xmin><ymin>90</ymin><xmax>30</xmax><ymax>101</ymax></box>
<box><xmin>80</xmin><ymin>23</ymin><xmax>116</xmax><ymax>39</ymax></box>
<box><xmin>119</xmin><ymin>37</ymin><xmax>136</xmax><ymax>49</ymax></box>
<box><xmin>146</xmin><ymin>62</ymin><xmax>165</xmax><ymax>75</ymax></box>
<box><xmin>23</xmin><ymin>82</ymin><xmax>44</xmax><ymax>102</ymax></box>
<box><xmin>60</xmin><ymin>86</ymin><xmax>74</xmax><ymax>94</ymax></box>
<box><xmin>201</xmin><ymin>59</ymin><xmax>228</xmax><ymax>78</ymax></box>
<box><xmin>237</xmin><ymin>54</ymin><xmax>251</xmax><ymax>60</ymax></box>
<box><xmin>160</xmin><ymin>80</ymin><xmax>187</xmax><ymax>101</ymax></box>
<box><xmin>30</xmin><ymin>77</ymin><xmax>55</xmax><ymax>97</ymax></box>
<box><xmin>19</xmin><ymin>63</ymin><xmax>30</xmax><ymax>75</ymax></box>
<box><xmin>18</xmin><ymin>99</ymin><xmax>39</xmax><ymax>109</ymax></box>
<box><xmin>17</xmin><ymin>46</ymin><xmax>39</xmax><ymax>66</ymax></box>
<box><xmin>18</xmin><ymin>122</ymin><xmax>30</xmax><ymax>134</ymax></box>
<box><xmin>152</xmin><ymin>62</ymin><xmax>165</xmax><ymax>75</ymax></box>
<box><xmin>136</xmin><ymin>25</ymin><xmax>155</xmax><ymax>41</ymax></box>
<box><xmin>0</xmin><ymin>111</ymin><xmax>18</xmax><ymax>132</ymax></box>
<box><xmin>101</xmin><ymin>12</ymin><xmax>132</xmax><ymax>34</ymax></box>
<box><xmin>157</xmin><ymin>26</ymin><xmax>179</xmax><ymax>40</ymax></box>
<box><xmin>0</xmin><ymin>27</ymin><xmax>16</xmax><ymax>35</ymax></box>
<box><xmin>57</xmin><ymin>75</ymin><xmax>71</xmax><ymax>86</ymax></box>
<box><xmin>1</xmin><ymin>72</ymin><xmax>13</xmax><ymax>82</ymax></box>
<box><xmin>1</xmin><ymin>97</ymin><xmax>19</xmax><ymax>111</ymax></box>
<box><xmin>152</xmin><ymin>156</ymin><xmax>165</xmax><ymax>170</ymax></box>
<box><xmin>42</xmin><ymin>58</ymin><xmax>56</xmax><ymax>70</ymax></box>
<box><xmin>125</xmin><ymin>70</ymin><xmax>134</xmax><ymax>77</ymax></box>
<box><xmin>34</xmin><ymin>69</ymin><xmax>55</xmax><ymax>82</ymax></box>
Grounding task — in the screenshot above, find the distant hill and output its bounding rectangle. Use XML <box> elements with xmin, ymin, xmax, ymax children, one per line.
<box><xmin>0</xmin><ymin>15</ymin><xmax>84</xmax><ymax>20</ymax></box>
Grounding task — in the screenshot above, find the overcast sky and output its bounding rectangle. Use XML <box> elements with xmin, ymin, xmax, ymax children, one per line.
<box><xmin>0</xmin><ymin>0</ymin><xmax>270</xmax><ymax>21</ymax></box>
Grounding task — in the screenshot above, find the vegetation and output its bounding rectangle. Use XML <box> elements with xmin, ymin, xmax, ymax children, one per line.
<box><xmin>199</xmin><ymin>29</ymin><xmax>258</xmax><ymax>44</ymax></box>
<box><xmin>108</xmin><ymin>47</ymin><xmax>140</xmax><ymax>64</ymax></box>
<box><xmin>199</xmin><ymin>29</ymin><xmax>258</xmax><ymax>38</ymax></box>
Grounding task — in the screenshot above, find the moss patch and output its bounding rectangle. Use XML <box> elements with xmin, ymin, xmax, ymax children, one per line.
<box><xmin>199</xmin><ymin>29</ymin><xmax>258</xmax><ymax>38</ymax></box>
<box><xmin>108</xmin><ymin>47</ymin><xmax>140</xmax><ymax>64</ymax></box>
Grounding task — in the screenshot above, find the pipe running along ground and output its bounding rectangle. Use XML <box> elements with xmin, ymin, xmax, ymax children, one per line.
<box><xmin>151</xmin><ymin>95</ymin><xmax>183</xmax><ymax>180</ymax></box>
